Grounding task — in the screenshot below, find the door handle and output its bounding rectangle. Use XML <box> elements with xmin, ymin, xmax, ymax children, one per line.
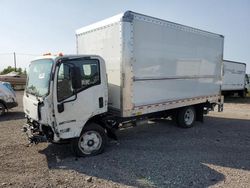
<box><xmin>58</xmin><ymin>103</ymin><xmax>64</xmax><ymax>113</ymax></box>
<box><xmin>99</xmin><ymin>97</ymin><xmax>103</xmax><ymax>108</ymax></box>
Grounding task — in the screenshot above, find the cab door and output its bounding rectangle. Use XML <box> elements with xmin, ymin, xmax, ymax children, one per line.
<box><xmin>53</xmin><ymin>57</ymin><xmax>108</xmax><ymax>139</ymax></box>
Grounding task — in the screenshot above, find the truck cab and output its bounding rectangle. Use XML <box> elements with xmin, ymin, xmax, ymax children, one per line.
<box><xmin>23</xmin><ymin>54</ymin><xmax>109</xmax><ymax>155</ymax></box>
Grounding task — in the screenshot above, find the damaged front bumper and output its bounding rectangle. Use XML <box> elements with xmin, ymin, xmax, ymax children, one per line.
<box><xmin>22</xmin><ymin>123</ymin><xmax>47</xmax><ymax>144</ymax></box>
<box><xmin>22</xmin><ymin>120</ymin><xmax>54</xmax><ymax>145</ymax></box>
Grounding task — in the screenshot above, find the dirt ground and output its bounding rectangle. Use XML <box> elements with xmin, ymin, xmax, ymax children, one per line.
<box><xmin>0</xmin><ymin>91</ymin><xmax>249</xmax><ymax>188</ymax></box>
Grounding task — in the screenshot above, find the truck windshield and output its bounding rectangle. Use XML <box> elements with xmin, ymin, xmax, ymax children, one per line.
<box><xmin>26</xmin><ymin>59</ymin><xmax>53</xmax><ymax>97</ymax></box>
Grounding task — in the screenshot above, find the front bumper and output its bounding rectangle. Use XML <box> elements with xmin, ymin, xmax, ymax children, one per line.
<box><xmin>22</xmin><ymin>123</ymin><xmax>47</xmax><ymax>144</ymax></box>
<box><xmin>22</xmin><ymin>119</ymin><xmax>55</xmax><ymax>144</ymax></box>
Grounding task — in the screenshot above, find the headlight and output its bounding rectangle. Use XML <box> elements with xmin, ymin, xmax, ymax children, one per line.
<box><xmin>5</xmin><ymin>95</ymin><xmax>13</xmax><ymax>102</ymax></box>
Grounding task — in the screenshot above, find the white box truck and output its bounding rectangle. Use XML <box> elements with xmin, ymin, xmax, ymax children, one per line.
<box><xmin>23</xmin><ymin>11</ymin><xmax>224</xmax><ymax>156</ymax></box>
<box><xmin>222</xmin><ymin>60</ymin><xmax>249</xmax><ymax>97</ymax></box>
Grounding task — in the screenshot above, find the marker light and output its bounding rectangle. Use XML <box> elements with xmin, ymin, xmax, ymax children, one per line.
<box><xmin>58</xmin><ymin>53</ymin><xmax>63</xmax><ymax>56</ymax></box>
<box><xmin>43</xmin><ymin>53</ymin><xmax>51</xmax><ymax>56</ymax></box>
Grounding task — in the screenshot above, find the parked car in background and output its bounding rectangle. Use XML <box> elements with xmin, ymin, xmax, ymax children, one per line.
<box><xmin>0</xmin><ymin>72</ymin><xmax>26</xmax><ymax>90</ymax></box>
<box><xmin>0</xmin><ymin>82</ymin><xmax>18</xmax><ymax>115</ymax></box>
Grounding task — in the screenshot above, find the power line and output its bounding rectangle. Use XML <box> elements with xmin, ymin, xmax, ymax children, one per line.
<box><xmin>17</xmin><ymin>53</ymin><xmax>40</xmax><ymax>56</ymax></box>
<box><xmin>0</xmin><ymin>52</ymin><xmax>39</xmax><ymax>71</ymax></box>
<box><xmin>0</xmin><ymin>53</ymin><xmax>13</xmax><ymax>55</ymax></box>
<box><xmin>0</xmin><ymin>53</ymin><xmax>39</xmax><ymax>56</ymax></box>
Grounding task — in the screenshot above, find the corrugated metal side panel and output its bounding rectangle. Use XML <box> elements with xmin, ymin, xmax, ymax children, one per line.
<box><xmin>76</xmin><ymin>22</ymin><xmax>122</xmax><ymax>111</ymax></box>
<box><xmin>130</xmin><ymin>13</ymin><xmax>223</xmax><ymax>109</ymax></box>
<box><xmin>222</xmin><ymin>61</ymin><xmax>246</xmax><ymax>91</ymax></box>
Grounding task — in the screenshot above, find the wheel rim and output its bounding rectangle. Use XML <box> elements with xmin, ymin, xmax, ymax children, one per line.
<box><xmin>184</xmin><ymin>108</ymin><xmax>195</xmax><ymax>126</ymax></box>
<box><xmin>78</xmin><ymin>131</ymin><xmax>102</xmax><ymax>155</ymax></box>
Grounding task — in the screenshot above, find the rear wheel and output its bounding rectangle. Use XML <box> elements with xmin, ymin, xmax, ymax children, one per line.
<box><xmin>177</xmin><ymin>106</ymin><xmax>196</xmax><ymax>128</ymax></box>
<box><xmin>72</xmin><ymin>123</ymin><xmax>107</xmax><ymax>157</ymax></box>
<box><xmin>0</xmin><ymin>103</ymin><xmax>6</xmax><ymax>116</ymax></box>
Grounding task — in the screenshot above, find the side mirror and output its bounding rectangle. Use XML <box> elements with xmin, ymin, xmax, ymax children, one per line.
<box><xmin>71</xmin><ymin>67</ymin><xmax>82</xmax><ymax>90</ymax></box>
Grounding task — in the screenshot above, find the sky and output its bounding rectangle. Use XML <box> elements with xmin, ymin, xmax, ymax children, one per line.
<box><xmin>0</xmin><ymin>0</ymin><xmax>250</xmax><ymax>73</ymax></box>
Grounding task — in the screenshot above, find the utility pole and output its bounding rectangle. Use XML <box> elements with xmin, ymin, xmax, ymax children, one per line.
<box><xmin>13</xmin><ymin>52</ymin><xmax>16</xmax><ymax>72</ymax></box>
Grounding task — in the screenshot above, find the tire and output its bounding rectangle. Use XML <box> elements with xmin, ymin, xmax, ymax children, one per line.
<box><xmin>177</xmin><ymin>106</ymin><xmax>196</xmax><ymax>128</ymax></box>
<box><xmin>0</xmin><ymin>103</ymin><xmax>6</xmax><ymax>116</ymax></box>
<box><xmin>72</xmin><ymin>123</ymin><xmax>107</xmax><ymax>157</ymax></box>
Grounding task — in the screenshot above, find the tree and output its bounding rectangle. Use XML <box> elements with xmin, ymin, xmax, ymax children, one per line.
<box><xmin>0</xmin><ymin>66</ymin><xmax>24</xmax><ymax>75</ymax></box>
<box><xmin>17</xmin><ymin>67</ymin><xmax>22</xmax><ymax>74</ymax></box>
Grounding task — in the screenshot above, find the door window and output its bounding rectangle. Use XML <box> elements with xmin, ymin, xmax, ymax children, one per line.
<box><xmin>57</xmin><ymin>63</ymin><xmax>74</xmax><ymax>102</ymax></box>
<box><xmin>81</xmin><ymin>62</ymin><xmax>100</xmax><ymax>88</ymax></box>
<box><xmin>57</xmin><ymin>58</ymin><xmax>100</xmax><ymax>102</ymax></box>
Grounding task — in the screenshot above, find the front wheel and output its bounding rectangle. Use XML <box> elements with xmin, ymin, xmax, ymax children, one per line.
<box><xmin>177</xmin><ymin>106</ymin><xmax>196</xmax><ymax>128</ymax></box>
<box><xmin>72</xmin><ymin>123</ymin><xmax>107</xmax><ymax>157</ymax></box>
<box><xmin>0</xmin><ymin>103</ymin><xmax>6</xmax><ymax>116</ymax></box>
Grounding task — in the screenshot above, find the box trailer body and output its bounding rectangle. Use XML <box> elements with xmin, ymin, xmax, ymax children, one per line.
<box><xmin>222</xmin><ymin>60</ymin><xmax>248</xmax><ymax>97</ymax></box>
<box><xmin>22</xmin><ymin>11</ymin><xmax>224</xmax><ymax>156</ymax></box>
<box><xmin>76</xmin><ymin>11</ymin><xmax>224</xmax><ymax>118</ymax></box>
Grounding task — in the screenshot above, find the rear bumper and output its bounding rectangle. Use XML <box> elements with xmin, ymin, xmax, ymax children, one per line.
<box><xmin>6</xmin><ymin>102</ymin><xmax>18</xmax><ymax>109</ymax></box>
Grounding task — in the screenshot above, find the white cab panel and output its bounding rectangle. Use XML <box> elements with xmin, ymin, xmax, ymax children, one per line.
<box><xmin>23</xmin><ymin>94</ymin><xmax>39</xmax><ymax>121</ymax></box>
<box><xmin>53</xmin><ymin>56</ymin><xmax>108</xmax><ymax>139</ymax></box>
